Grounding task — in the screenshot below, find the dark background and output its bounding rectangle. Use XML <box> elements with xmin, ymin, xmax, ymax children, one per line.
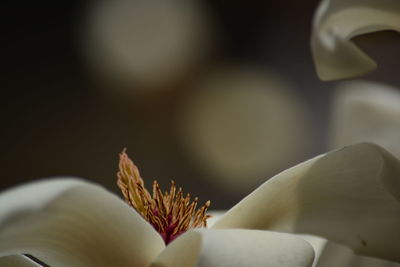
<box><xmin>2</xmin><ymin>1</ymin><xmax>400</xmax><ymax>209</ymax></box>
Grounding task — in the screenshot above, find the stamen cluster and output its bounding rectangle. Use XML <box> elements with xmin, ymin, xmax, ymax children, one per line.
<box><xmin>117</xmin><ymin>150</ymin><xmax>211</xmax><ymax>244</ymax></box>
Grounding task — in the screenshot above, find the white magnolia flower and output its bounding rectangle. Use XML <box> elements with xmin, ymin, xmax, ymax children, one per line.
<box><xmin>1</xmin><ymin>143</ymin><xmax>400</xmax><ymax>266</ymax></box>
<box><xmin>311</xmin><ymin>0</ymin><xmax>400</xmax><ymax>81</ymax></box>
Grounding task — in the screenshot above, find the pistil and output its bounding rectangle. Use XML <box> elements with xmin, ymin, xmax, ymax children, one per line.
<box><xmin>117</xmin><ymin>150</ymin><xmax>211</xmax><ymax>244</ymax></box>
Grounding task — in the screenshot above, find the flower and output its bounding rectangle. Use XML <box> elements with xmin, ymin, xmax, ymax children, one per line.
<box><xmin>311</xmin><ymin>0</ymin><xmax>400</xmax><ymax>81</ymax></box>
<box><xmin>1</xmin><ymin>143</ymin><xmax>400</xmax><ymax>266</ymax></box>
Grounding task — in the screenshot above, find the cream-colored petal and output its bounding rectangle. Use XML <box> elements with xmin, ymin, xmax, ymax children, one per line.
<box><xmin>301</xmin><ymin>235</ymin><xmax>400</xmax><ymax>267</ymax></box>
<box><xmin>178</xmin><ymin>66</ymin><xmax>311</xmax><ymax>194</ymax></box>
<box><xmin>213</xmin><ymin>143</ymin><xmax>400</xmax><ymax>263</ymax></box>
<box><xmin>151</xmin><ymin>229</ymin><xmax>315</xmax><ymax>267</ymax></box>
<box><xmin>0</xmin><ymin>178</ymin><xmax>164</xmax><ymax>267</ymax></box>
<box><xmin>330</xmin><ymin>80</ymin><xmax>400</xmax><ymax>159</ymax></box>
<box><xmin>0</xmin><ymin>255</ymin><xmax>41</xmax><ymax>267</ymax></box>
<box><xmin>83</xmin><ymin>0</ymin><xmax>212</xmax><ymax>89</ymax></box>
<box><xmin>311</xmin><ymin>0</ymin><xmax>400</xmax><ymax>80</ymax></box>
<box><xmin>206</xmin><ymin>211</ymin><xmax>225</xmax><ymax>228</ymax></box>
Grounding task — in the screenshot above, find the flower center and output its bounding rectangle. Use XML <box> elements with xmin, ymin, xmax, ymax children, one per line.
<box><xmin>117</xmin><ymin>150</ymin><xmax>211</xmax><ymax>244</ymax></box>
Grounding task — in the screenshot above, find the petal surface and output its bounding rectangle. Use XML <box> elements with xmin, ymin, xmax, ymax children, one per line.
<box><xmin>301</xmin><ymin>235</ymin><xmax>400</xmax><ymax>267</ymax></box>
<box><xmin>206</xmin><ymin>211</ymin><xmax>225</xmax><ymax>227</ymax></box>
<box><xmin>330</xmin><ymin>80</ymin><xmax>400</xmax><ymax>159</ymax></box>
<box><xmin>213</xmin><ymin>143</ymin><xmax>400</xmax><ymax>262</ymax></box>
<box><xmin>151</xmin><ymin>229</ymin><xmax>315</xmax><ymax>267</ymax></box>
<box><xmin>0</xmin><ymin>255</ymin><xmax>41</xmax><ymax>267</ymax></box>
<box><xmin>0</xmin><ymin>178</ymin><xmax>164</xmax><ymax>267</ymax></box>
<box><xmin>311</xmin><ymin>0</ymin><xmax>400</xmax><ymax>80</ymax></box>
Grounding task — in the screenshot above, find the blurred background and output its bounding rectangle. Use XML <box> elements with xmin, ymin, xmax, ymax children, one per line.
<box><xmin>2</xmin><ymin>0</ymin><xmax>400</xmax><ymax>209</ymax></box>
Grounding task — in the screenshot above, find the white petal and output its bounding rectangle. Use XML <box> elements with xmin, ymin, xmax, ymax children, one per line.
<box><xmin>330</xmin><ymin>81</ymin><xmax>400</xmax><ymax>159</ymax></box>
<box><xmin>311</xmin><ymin>0</ymin><xmax>400</xmax><ymax>80</ymax></box>
<box><xmin>213</xmin><ymin>143</ymin><xmax>400</xmax><ymax>263</ymax></box>
<box><xmin>151</xmin><ymin>229</ymin><xmax>315</xmax><ymax>267</ymax></box>
<box><xmin>84</xmin><ymin>0</ymin><xmax>212</xmax><ymax>89</ymax></box>
<box><xmin>0</xmin><ymin>178</ymin><xmax>164</xmax><ymax>267</ymax></box>
<box><xmin>206</xmin><ymin>211</ymin><xmax>225</xmax><ymax>228</ymax></box>
<box><xmin>0</xmin><ymin>255</ymin><xmax>41</xmax><ymax>267</ymax></box>
<box><xmin>177</xmin><ymin>66</ymin><xmax>311</xmax><ymax>194</ymax></box>
<box><xmin>301</xmin><ymin>235</ymin><xmax>400</xmax><ymax>267</ymax></box>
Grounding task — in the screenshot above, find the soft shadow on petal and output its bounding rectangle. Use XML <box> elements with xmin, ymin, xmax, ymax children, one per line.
<box><xmin>311</xmin><ymin>0</ymin><xmax>400</xmax><ymax>80</ymax></box>
<box><xmin>0</xmin><ymin>178</ymin><xmax>164</xmax><ymax>267</ymax></box>
<box><xmin>151</xmin><ymin>229</ymin><xmax>315</xmax><ymax>267</ymax></box>
<box><xmin>213</xmin><ymin>143</ymin><xmax>400</xmax><ymax>263</ymax></box>
<box><xmin>0</xmin><ymin>255</ymin><xmax>41</xmax><ymax>266</ymax></box>
<box><xmin>301</xmin><ymin>235</ymin><xmax>400</xmax><ymax>267</ymax></box>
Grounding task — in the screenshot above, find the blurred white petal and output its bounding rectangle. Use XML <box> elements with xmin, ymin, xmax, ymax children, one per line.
<box><xmin>151</xmin><ymin>229</ymin><xmax>315</xmax><ymax>267</ymax></box>
<box><xmin>213</xmin><ymin>143</ymin><xmax>400</xmax><ymax>263</ymax></box>
<box><xmin>83</xmin><ymin>0</ymin><xmax>213</xmax><ymax>90</ymax></box>
<box><xmin>311</xmin><ymin>0</ymin><xmax>400</xmax><ymax>80</ymax></box>
<box><xmin>0</xmin><ymin>255</ymin><xmax>41</xmax><ymax>267</ymax></box>
<box><xmin>330</xmin><ymin>80</ymin><xmax>400</xmax><ymax>158</ymax></box>
<box><xmin>178</xmin><ymin>66</ymin><xmax>311</xmax><ymax>193</ymax></box>
<box><xmin>0</xmin><ymin>179</ymin><xmax>164</xmax><ymax>266</ymax></box>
